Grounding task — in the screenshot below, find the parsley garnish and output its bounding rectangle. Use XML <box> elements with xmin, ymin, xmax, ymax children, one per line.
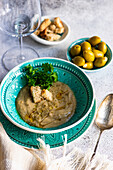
<box><xmin>24</xmin><ymin>63</ymin><xmax>58</xmax><ymax>90</ymax></box>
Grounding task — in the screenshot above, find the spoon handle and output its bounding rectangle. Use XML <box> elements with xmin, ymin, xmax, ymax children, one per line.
<box><xmin>90</xmin><ymin>130</ymin><xmax>103</xmax><ymax>161</ymax></box>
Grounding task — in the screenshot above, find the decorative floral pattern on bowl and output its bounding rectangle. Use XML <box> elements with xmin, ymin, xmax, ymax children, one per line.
<box><xmin>0</xmin><ymin>100</ymin><xmax>96</xmax><ymax>148</ymax></box>
<box><xmin>0</xmin><ymin>58</ymin><xmax>94</xmax><ymax>134</ymax></box>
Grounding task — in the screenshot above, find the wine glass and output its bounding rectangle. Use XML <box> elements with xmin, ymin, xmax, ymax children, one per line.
<box><xmin>0</xmin><ymin>0</ymin><xmax>41</xmax><ymax>70</ymax></box>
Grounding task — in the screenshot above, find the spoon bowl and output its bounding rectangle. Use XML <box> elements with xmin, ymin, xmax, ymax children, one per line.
<box><xmin>95</xmin><ymin>94</ymin><xmax>113</xmax><ymax>130</ymax></box>
<box><xmin>90</xmin><ymin>94</ymin><xmax>113</xmax><ymax>161</ymax></box>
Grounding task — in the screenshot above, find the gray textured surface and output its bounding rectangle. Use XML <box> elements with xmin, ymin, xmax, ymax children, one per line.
<box><xmin>1</xmin><ymin>0</ymin><xmax>113</xmax><ymax>161</ymax></box>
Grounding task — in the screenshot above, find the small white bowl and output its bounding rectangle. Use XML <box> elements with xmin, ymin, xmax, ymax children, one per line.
<box><xmin>30</xmin><ymin>16</ymin><xmax>70</xmax><ymax>45</ymax></box>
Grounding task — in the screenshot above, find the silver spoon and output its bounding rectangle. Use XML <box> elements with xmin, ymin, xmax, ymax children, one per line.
<box><xmin>90</xmin><ymin>94</ymin><xmax>113</xmax><ymax>160</ymax></box>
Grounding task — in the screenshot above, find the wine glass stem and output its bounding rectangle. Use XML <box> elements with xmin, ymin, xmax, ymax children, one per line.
<box><xmin>18</xmin><ymin>36</ymin><xmax>25</xmax><ymax>60</ymax></box>
<box><xmin>19</xmin><ymin>36</ymin><xmax>23</xmax><ymax>53</ymax></box>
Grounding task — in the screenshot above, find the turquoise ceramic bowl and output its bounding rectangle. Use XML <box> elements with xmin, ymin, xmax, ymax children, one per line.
<box><xmin>0</xmin><ymin>58</ymin><xmax>95</xmax><ymax>134</ymax></box>
<box><xmin>66</xmin><ymin>37</ymin><xmax>112</xmax><ymax>72</ymax></box>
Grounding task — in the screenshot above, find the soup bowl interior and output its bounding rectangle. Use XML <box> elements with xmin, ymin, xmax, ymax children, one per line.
<box><xmin>0</xmin><ymin>58</ymin><xmax>94</xmax><ymax>134</ymax></box>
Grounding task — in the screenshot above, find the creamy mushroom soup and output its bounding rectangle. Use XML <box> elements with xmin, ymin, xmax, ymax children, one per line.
<box><xmin>16</xmin><ymin>81</ymin><xmax>76</xmax><ymax>128</ymax></box>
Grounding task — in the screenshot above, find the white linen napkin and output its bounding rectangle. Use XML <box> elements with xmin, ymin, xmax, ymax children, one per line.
<box><xmin>0</xmin><ymin>123</ymin><xmax>45</xmax><ymax>170</ymax></box>
<box><xmin>0</xmin><ymin>122</ymin><xmax>113</xmax><ymax>170</ymax></box>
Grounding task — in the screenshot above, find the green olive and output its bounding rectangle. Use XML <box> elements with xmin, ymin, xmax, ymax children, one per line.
<box><xmin>98</xmin><ymin>42</ymin><xmax>107</xmax><ymax>54</ymax></box>
<box><xmin>70</xmin><ymin>45</ymin><xmax>81</xmax><ymax>57</ymax></box>
<box><xmin>83</xmin><ymin>50</ymin><xmax>95</xmax><ymax>62</ymax></box>
<box><xmin>81</xmin><ymin>41</ymin><xmax>91</xmax><ymax>51</ymax></box>
<box><xmin>92</xmin><ymin>49</ymin><xmax>104</xmax><ymax>58</ymax></box>
<box><xmin>94</xmin><ymin>57</ymin><xmax>108</xmax><ymax>67</ymax></box>
<box><xmin>72</xmin><ymin>56</ymin><xmax>85</xmax><ymax>67</ymax></box>
<box><xmin>89</xmin><ymin>36</ymin><xmax>101</xmax><ymax>46</ymax></box>
<box><xmin>83</xmin><ymin>62</ymin><xmax>93</xmax><ymax>69</ymax></box>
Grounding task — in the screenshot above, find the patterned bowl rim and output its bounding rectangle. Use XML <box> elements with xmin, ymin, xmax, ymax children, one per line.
<box><xmin>66</xmin><ymin>37</ymin><xmax>112</xmax><ymax>72</ymax></box>
<box><xmin>0</xmin><ymin>57</ymin><xmax>95</xmax><ymax>134</ymax></box>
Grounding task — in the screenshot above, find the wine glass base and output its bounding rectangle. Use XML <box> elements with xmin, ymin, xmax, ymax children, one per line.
<box><xmin>2</xmin><ymin>46</ymin><xmax>39</xmax><ymax>70</ymax></box>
